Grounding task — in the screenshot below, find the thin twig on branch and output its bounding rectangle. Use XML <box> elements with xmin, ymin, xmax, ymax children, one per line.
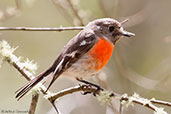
<box><xmin>151</xmin><ymin>99</ymin><xmax>171</xmax><ymax>107</ymax></box>
<box><xmin>15</xmin><ymin>0</ymin><xmax>21</xmax><ymax>9</ymax></box>
<box><xmin>0</xmin><ymin>26</ymin><xmax>84</xmax><ymax>32</ymax></box>
<box><xmin>28</xmin><ymin>93</ymin><xmax>39</xmax><ymax>114</ymax></box>
<box><xmin>51</xmin><ymin>0</ymin><xmax>75</xmax><ymax>26</ymax></box>
<box><xmin>67</xmin><ymin>0</ymin><xmax>84</xmax><ymax>26</ymax></box>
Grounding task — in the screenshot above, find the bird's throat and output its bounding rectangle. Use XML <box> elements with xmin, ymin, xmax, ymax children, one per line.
<box><xmin>88</xmin><ymin>38</ymin><xmax>114</xmax><ymax>71</ymax></box>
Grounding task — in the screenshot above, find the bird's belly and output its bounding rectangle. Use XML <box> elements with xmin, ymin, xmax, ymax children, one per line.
<box><xmin>62</xmin><ymin>54</ymin><xmax>98</xmax><ymax>79</ymax></box>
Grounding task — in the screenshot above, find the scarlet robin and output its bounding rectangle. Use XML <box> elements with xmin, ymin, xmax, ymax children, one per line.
<box><xmin>16</xmin><ymin>18</ymin><xmax>135</xmax><ymax>100</ymax></box>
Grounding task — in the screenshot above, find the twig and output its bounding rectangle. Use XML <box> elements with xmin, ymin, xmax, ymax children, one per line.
<box><xmin>15</xmin><ymin>0</ymin><xmax>21</xmax><ymax>9</ymax></box>
<box><xmin>51</xmin><ymin>0</ymin><xmax>74</xmax><ymax>25</ymax></box>
<box><xmin>67</xmin><ymin>0</ymin><xmax>84</xmax><ymax>26</ymax></box>
<box><xmin>47</xmin><ymin>85</ymin><xmax>170</xmax><ymax>114</ymax></box>
<box><xmin>0</xmin><ymin>26</ymin><xmax>84</xmax><ymax>32</ymax></box>
<box><xmin>119</xmin><ymin>102</ymin><xmax>122</xmax><ymax>114</ymax></box>
<box><xmin>28</xmin><ymin>92</ymin><xmax>39</xmax><ymax>114</ymax></box>
<box><xmin>151</xmin><ymin>98</ymin><xmax>171</xmax><ymax>107</ymax></box>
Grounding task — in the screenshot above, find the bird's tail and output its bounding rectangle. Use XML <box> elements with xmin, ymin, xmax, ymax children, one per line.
<box><xmin>15</xmin><ymin>66</ymin><xmax>54</xmax><ymax>100</ymax></box>
<box><xmin>15</xmin><ymin>74</ymin><xmax>44</xmax><ymax>100</ymax></box>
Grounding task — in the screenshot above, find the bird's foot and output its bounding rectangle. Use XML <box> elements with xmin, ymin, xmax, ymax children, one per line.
<box><xmin>76</xmin><ymin>77</ymin><xmax>103</xmax><ymax>96</ymax></box>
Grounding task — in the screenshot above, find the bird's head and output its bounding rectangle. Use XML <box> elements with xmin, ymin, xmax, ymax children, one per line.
<box><xmin>86</xmin><ymin>18</ymin><xmax>135</xmax><ymax>44</ymax></box>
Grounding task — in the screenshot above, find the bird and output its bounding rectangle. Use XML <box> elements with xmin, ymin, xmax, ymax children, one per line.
<box><xmin>15</xmin><ymin>18</ymin><xmax>135</xmax><ymax>100</ymax></box>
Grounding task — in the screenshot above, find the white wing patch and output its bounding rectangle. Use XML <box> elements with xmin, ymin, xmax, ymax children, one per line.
<box><xmin>80</xmin><ymin>40</ymin><xmax>87</xmax><ymax>46</ymax></box>
<box><xmin>80</xmin><ymin>40</ymin><xmax>92</xmax><ymax>46</ymax></box>
<box><xmin>53</xmin><ymin>58</ymin><xmax>64</xmax><ymax>74</ymax></box>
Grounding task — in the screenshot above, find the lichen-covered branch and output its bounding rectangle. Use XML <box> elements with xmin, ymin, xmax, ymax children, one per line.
<box><xmin>151</xmin><ymin>98</ymin><xmax>171</xmax><ymax>107</ymax></box>
<box><xmin>0</xmin><ymin>40</ymin><xmax>51</xmax><ymax>95</ymax></box>
<box><xmin>47</xmin><ymin>85</ymin><xmax>170</xmax><ymax>114</ymax></box>
<box><xmin>0</xmin><ymin>40</ymin><xmax>55</xmax><ymax>113</ymax></box>
<box><xmin>28</xmin><ymin>92</ymin><xmax>39</xmax><ymax>114</ymax></box>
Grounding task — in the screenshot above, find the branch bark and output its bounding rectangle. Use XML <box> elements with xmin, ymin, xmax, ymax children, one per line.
<box><xmin>48</xmin><ymin>85</ymin><xmax>170</xmax><ymax>114</ymax></box>
<box><xmin>28</xmin><ymin>93</ymin><xmax>39</xmax><ymax>114</ymax></box>
<box><xmin>0</xmin><ymin>26</ymin><xmax>84</xmax><ymax>32</ymax></box>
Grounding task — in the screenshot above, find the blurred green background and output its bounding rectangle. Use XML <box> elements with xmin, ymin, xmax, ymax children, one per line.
<box><xmin>0</xmin><ymin>0</ymin><xmax>171</xmax><ymax>114</ymax></box>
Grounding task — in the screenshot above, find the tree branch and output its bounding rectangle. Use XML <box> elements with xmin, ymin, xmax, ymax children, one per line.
<box><xmin>151</xmin><ymin>98</ymin><xmax>171</xmax><ymax>107</ymax></box>
<box><xmin>47</xmin><ymin>85</ymin><xmax>170</xmax><ymax>114</ymax></box>
<box><xmin>47</xmin><ymin>85</ymin><xmax>97</xmax><ymax>102</ymax></box>
<box><xmin>28</xmin><ymin>92</ymin><xmax>39</xmax><ymax>114</ymax></box>
<box><xmin>0</xmin><ymin>26</ymin><xmax>84</xmax><ymax>32</ymax></box>
<box><xmin>0</xmin><ymin>40</ymin><xmax>58</xmax><ymax>113</ymax></box>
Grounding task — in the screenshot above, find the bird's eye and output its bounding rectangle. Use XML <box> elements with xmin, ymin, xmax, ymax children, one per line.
<box><xmin>108</xmin><ymin>25</ymin><xmax>115</xmax><ymax>32</ymax></box>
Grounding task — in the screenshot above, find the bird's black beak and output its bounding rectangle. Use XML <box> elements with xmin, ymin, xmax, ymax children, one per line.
<box><xmin>119</xmin><ymin>27</ymin><xmax>135</xmax><ymax>37</ymax></box>
<box><xmin>120</xmin><ymin>19</ymin><xmax>135</xmax><ymax>37</ymax></box>
<box><xmin>121</xmin><ymin>30</ymin><xmax>135</xmax><ymax>37</ymax></box>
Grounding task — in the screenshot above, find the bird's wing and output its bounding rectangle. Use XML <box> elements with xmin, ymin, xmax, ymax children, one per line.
<box><xmin>46</xmin><ymin>30</ymin><xmax>97</xmax><ymax>91</ymax></box>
